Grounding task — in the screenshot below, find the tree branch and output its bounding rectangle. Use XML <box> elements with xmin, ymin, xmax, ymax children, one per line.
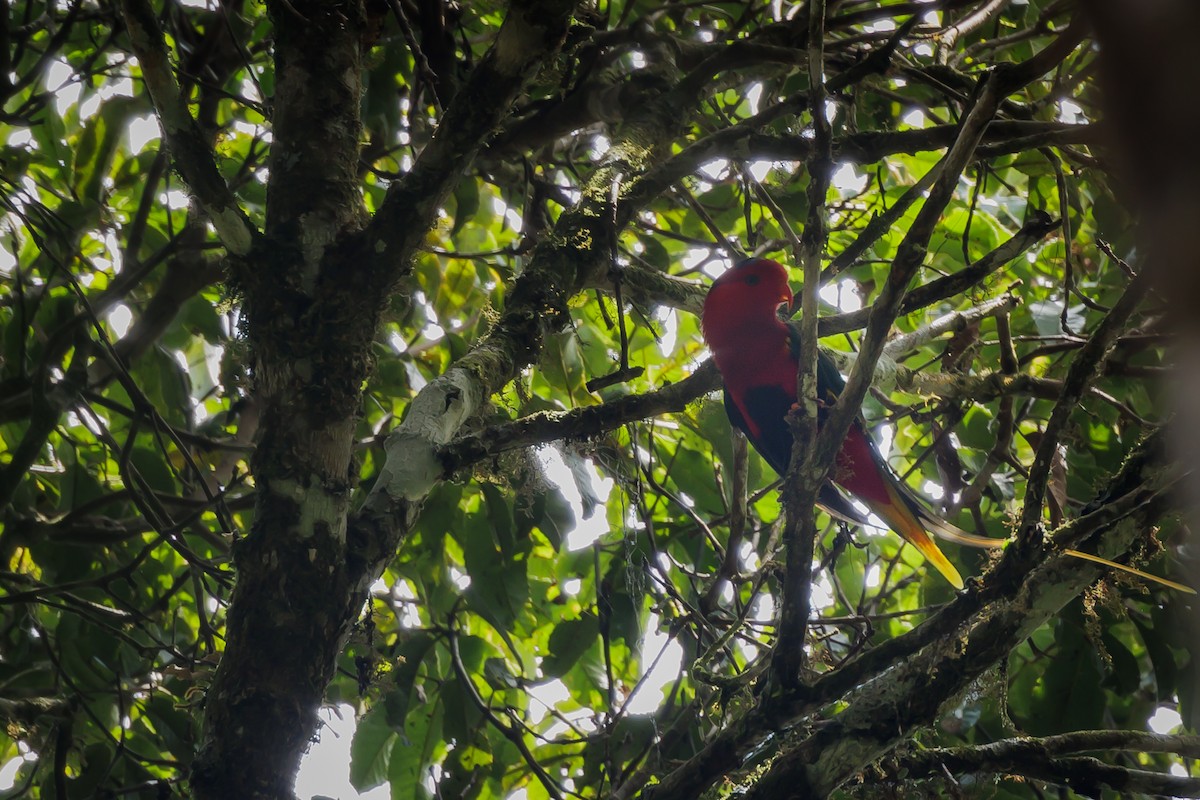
<box><xmin>886</xmin><ymin>732</ymin><xmax>1200</xmax><ymax>797</ymax></box>
<box><xmin>437</xmin><ymin>308</ymin><xmax>1143</xmax><ymax>487</ymax></box>
<box><xmin>586</xmin><ymin>264</ymin><xmax>707</xmax><ymax>317</ymax></box>
<box><xmin>1016</xmin><ymin>265</ymin><xmax>1153</xmax><ymax>546</ymax></box>
<box><xmin>883</xmin><ymin>291</ymin><xmax>1019</xmax><ymax>356</ymax></box>
<box><xmin>818</xmin><ymin>210</ymin><xmax>1058</xmax><ymax>337</ymax></box>
<box><xmin>743</xmin><ymin>472</ymin><xmax>1175</xmax><ymax>798</ymax></box>
<box><xmin>773</xmin><ymin>0</ymin><xmax>832</xmax><ymax>690</ymax></box>
<box><xmin>822</xmin><ymin>158</ymin><xmax>940</xmax><ymax>283</ymax></box>
<box><xmin>118</xmin><ymin>0</ymin><xmax>256</xmax><ymax>255</ymax></box>
<box><xmin>351</xmin><ymin>27</ymin><xmax>716</xmax><ymax>576</ymax></box>
<box><xmin>359</xmin><ymin>0</ymin><xmax>579</xmax><ymax>296</ymax></box>
<box><xmin>634</xmin><ymin>121</ymin><xmax>1096</xmax><ymax>219</ymax></box>
<box><xmin>811</xmin><ymin>67</ymin><xmax>1008</xmax><ymax>492</ymax></box>
<box><xmin>641</xmin><ymin>426</ymin><xmax>1172</xmax><ymax>800</ymax></box>
<box><xmin>437</xmin><ymin>361</ymin><xmax>721</xmax><ymax>476</ymax></box>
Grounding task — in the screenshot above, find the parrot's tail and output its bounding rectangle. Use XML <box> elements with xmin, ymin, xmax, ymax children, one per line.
<box><xmin>898</xmin><ymin>482</ymin><xmax>1194</xmax><ymax>595</ymax></box>
<box><xmin>872</xmin><ymin>479</ymin><xmax>965</xmax><ymax>590</ymax></box>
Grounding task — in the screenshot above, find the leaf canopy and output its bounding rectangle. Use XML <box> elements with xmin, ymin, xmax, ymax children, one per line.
<box><xmin>0</xmin><ymin>1</ymin><xmax>1196</xmax><ymax>798</ymax></box>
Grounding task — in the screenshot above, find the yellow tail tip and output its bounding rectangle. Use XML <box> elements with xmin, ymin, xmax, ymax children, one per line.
<box><xmin>874</xmin><ymin>484</ymin><xmax>965</xmax><ymax>589</ymax></box>
<box><xmin>893</xmin><ymin>519</ymin><xmax>964</xmax><ymax>588</ymax></box>
<box><xmin>919</xmin><ymin>542</ymin><xmax>965</xmax><ymax>590</ymax></box>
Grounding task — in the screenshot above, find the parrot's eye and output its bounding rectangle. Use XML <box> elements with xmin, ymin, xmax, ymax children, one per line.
<box><xmin>744</xmin><ymin>274</ymin><xmax>760</xmax><ymax>286</ymax></box>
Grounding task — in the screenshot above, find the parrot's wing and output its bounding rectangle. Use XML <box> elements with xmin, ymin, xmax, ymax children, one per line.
<box><xmin>722</xmin><ymin>387</ymin><xmax>793</xmax><ymax>476</ymax></box>
<box><xmin>723</xmin><ymin>389</ymin><xmax>877</xmax><ymax>527</ymax></box>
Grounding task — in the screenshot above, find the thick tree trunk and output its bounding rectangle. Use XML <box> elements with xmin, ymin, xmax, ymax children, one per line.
<box><xmin>186</xmin><ymin>0</ymin><xmax>578</xmax><ymax>794</ymax></box>
<box><xmin>190</xmin><ymin>2</ymin><xmax>372</xmax><ymax>796</ymax></box>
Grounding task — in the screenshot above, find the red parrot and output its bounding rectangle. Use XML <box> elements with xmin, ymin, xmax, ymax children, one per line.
<box><xmin>700</xmin><ymin>257</ymin><xmax>1195</xmax><ymax>595</ymax></box>
<box><xmin>702</xmin><ymin>257</ymin><xmax>966</xmax><ymax>589</ymax></box>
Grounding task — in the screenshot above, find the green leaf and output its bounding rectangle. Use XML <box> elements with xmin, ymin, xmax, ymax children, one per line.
<box><xmin>1021</xmin><ymin>613</ymin><xmax>1105</xmax><ymax>735</ymax></box>
<box><xmin>130</xmin><ymin>346</ymin><xmax>193</xmax><ymax>429</ymax></box>
<box><xmin>350</xmin><ymin>706</ymin><xmax>396</xmax><ymax>792</ymax></box>
<box><xmin>1135</xmin><ymin>611</ymin><xmax>1178</xmax><ymax>704</ymax></box>
<box><xmin>440</xmin><ymin>674</ymin><xmax>484</xmax><ymax>745</ymax></box>
<box><xmin>451</xmin><ymin>179</ymin><xmax>482</xmax><ymax>236</ymax></box>
<box><xmin>1099</xmin><ymin>627</ymin><xmax>1140</xmax><ymax>696</ymax></box>
<box><xmin>130</xmin><ymin>445</ymin><xmax>178</xmax><ymax>495</ymax></box>
<box><xmin>73</xmin><ymin>97</ymin><xmax>135</xmax><ymax>202</ymax></box>
<box><xmin>456</xmin><ymin>496</ymin><xmax>530</xmax><ymax>635</ymax></box>
<box><xmin>1027</xmin><ymin>300</ymin><xmax>1085</xmax><ymax>337</ymax></box>
<box><xmin>383</xmin><ymin>632</ymin><xmax>438</xmax><ymax>728</ymax></box>
<box><xmin>388</xmin><ymin>694</ymin><xmax>443</xmax><ymax>800</ymax></box>
<box><xmin>540</xmin><ymin>614</ymin><xmax>600</xmax><ymax>679</ymax></box>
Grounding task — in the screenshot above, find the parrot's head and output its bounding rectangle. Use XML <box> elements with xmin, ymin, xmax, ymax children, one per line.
<box><xmin>703</xmin><ymin>258</ymin><xmax>794</xmax><ymax>335</ymax></box>
<box><xmin>702</xmin><ymin>257</ymin><xmax>795</xmax><ymax>361</ymax></box>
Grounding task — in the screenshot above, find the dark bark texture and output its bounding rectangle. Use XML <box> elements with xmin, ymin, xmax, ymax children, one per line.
<box><xmin>187</xmin><ymin>1</ymin><xmax>578</xmax><ymax>796</ymax></box>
